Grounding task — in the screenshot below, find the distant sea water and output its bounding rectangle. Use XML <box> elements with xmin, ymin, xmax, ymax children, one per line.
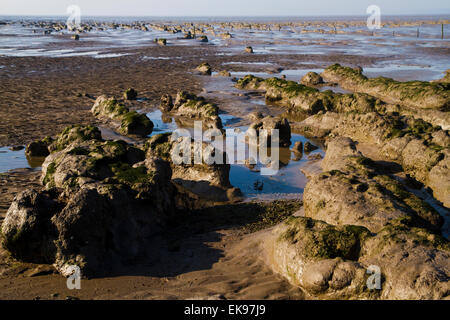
<box><xmin>1</xmin><ymin>14</ymin><xmax>450</xmax><ymax>23</ymax></box>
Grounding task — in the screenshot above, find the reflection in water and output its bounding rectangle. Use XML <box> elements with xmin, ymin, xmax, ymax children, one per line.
<box><xmin>145</xmin><ymin>109</ymin><xmax>324</xmax><ymax>200</ymax></box>
<box><xmin>0</xmin><ymin>147</ymin><xmax>44</xmax><ymax>173</ymax></box>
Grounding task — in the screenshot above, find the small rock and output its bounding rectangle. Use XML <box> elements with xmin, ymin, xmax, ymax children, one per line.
<box><xmin>9</xmin><ymin>145</ymin><xmax>24</xmax><ymax>151</ymax></box>
<box><xmin>304</xmin><ymin>142</ymin><xmax>318</xmax><ymax>153</ymax></box>
<box><xmin>301</xmin><ymin>72</ymin><xmax>324</xmax><ymax>86</ymax></box>
<box><xmin>124</xmin><ymin>88</ymin><xmax>138</xmax><ymax>100</ymax></box>
<box><xmin>307</xmin><ymin>153</ymin><xmax>323</xmax><ymax>161</ymax></box>
<box><xmin>25</xmin><ymin>141</ymin><xmax>50</xmax><ymax>157</ymax></box>
<box><xmin>253</xmin><ymin>180</ymin><xmax>264</xmax><ymax>191</ymax></box>
<box><xmin>196</xmin><ymin>62</ymin><xmax>212</xmax><ymax>75</ymax></box>
<box><xmin>292</xmin><ymin>141</ymin><xmax>303</xmax><ymax>153</ymax></box>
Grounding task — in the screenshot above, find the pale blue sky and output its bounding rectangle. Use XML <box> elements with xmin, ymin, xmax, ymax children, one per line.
<box><xmin>1</xmin><ymin>0</ymin><xmax>449</xmax><ymax>16</ymax></box>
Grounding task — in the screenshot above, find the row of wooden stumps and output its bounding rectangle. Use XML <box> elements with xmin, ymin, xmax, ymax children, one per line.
<box><xmin>387</xmin><ymin>23</ymin><xmax>445</xmax><ymax>38</ymax></box>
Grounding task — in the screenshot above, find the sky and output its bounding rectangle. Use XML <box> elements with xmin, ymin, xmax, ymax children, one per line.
<box><xmin>1</xmin><ymin>0</ymin><xmax>449</xmax><ymax>16</ymax></box>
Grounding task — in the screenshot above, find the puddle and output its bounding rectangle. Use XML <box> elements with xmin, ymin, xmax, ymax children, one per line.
<box><xmin>229</xmin><ymin>134</ymin><xmax>324</xmax><ymax>200</ymax></box>
<box><xmin>146</xmin><ymin>109</ymin><xmax>178</xmax><ymax>135</ymax></box>
<box><xmin>144</xmin><ymin>106</ymin><xmax>324</xmax><ymax>201</ymax></box>
<box><xmin>0</xmin><ymin>147</ymin><xmax>44</xmax><ymax>173</ymax></box>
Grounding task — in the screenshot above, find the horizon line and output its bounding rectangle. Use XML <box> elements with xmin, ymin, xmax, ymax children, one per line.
<box><xmin>1</xmin><ymin>13</ymin><xmax>450</xmax><ymax>18</ymax></box>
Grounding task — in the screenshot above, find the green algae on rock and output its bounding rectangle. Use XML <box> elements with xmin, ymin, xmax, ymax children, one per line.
<box><xmin>236</xmin><ymin>74</ymin><xmax>382</xmax><ymax>114</ymax></box>
<box><xmin>91</xmin><ymin>95</ymin><xmax>153</xmax><ymax>137</ymax></box>
<box><xmin>321</xmin><ymin>64</ymin><xmax>450</xmax><ymax>110</ymax></box>
<box><xmin>159</xmin><ymin>91</ymin><xmax>223</xmax><ymax>130</ymax></box>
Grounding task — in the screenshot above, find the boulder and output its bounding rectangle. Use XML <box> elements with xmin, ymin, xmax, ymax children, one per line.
<box><xmin>123</xmin><ymin>88</ymin><xmax>138</xmax><ymax>100</ymax></box>
<box><xmin>26</xmin><ymin>138</ymin><xmax>52</xmax><ymax>157</ymax></box>
<box><xmin>159</xmin><ymin>91</ymin><xmax>222</xmax><ymax>130</ymax></box>
<box><xmin>195</xmin><ymin>62</ymin><xmax>212</xmax><ymax>75</ymax></box>
<box><xmin>304</xmin><ymin>137</ymin><xmax>443</xmax><ymax>233</ymax></box>
<box><xmin>249</xmin><ymin>116</ymin><xmax>291</xmax><ymax>147</ymax></box>
<box><xmin>300</xmin><ymin>72</ymin><xmax>324</xmax><ymax>86</ymax></box>
<box><xmin>91</xmin><ymin>95</ymin><xmax>153</xmax><ymax>137</ymax></box>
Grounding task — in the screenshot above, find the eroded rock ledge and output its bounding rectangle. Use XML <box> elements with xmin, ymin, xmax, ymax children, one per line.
<box><xmin>265</xmin><ymin>137</ymin><xmax>449</xmax><ymax>299</ymax></box>
<box><xmin>1</xmin><ymin>125</ymin><xmax>238</xmax><ymax>277</ymax></box>
<box><xmin>294</xmin><ymin>112</ymin><xmax>450</xmax><ymax>207</ymax></box>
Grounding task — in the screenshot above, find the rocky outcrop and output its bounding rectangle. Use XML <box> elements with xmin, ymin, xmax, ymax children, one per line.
<box><xmin>300</xmin><ymin>72</ymin><xmax>324</xmax><ymax>86</ymax></box>
<box><xmin>267</xmin><ymin>137</ymin><xmax>449</xmax><ymax>299</ymax></box>
<box><xmin>294</xmin><ymin>112</ymin><xmax>450</xmax><ymax>207</ymax></box>
<box><xmin>1</xmin><ymin>124</ymin><xmax>241</xmax><ymax>277</ymax></box>
<box><xmin>236</xmin><ymin>75</ymin><xmax>382</xmax><ymax>114</ymax></box>
<box><xmin>321</xmin><ymin>64</ymin><xmax>450</xmax><ymax>111</ymax></box>
<box><xmin>268</xmin><ymin>215</ymin><xmax>450</xmax><ymax>299</ymax></box>
<box><xmin>195</xmin><ymin>62</ymin><xmax>212</xmax><ymax>75</ymax></box>
<box><xmin>159</xmin><ymin>91</ymin><xmax>223</xmax><ymax>130</ymax></box>
<box><xmin>91</xmin><ymin>95</ymin><xmax>153</xmax><ymax>137</ymax></box>
<box><xmin>304</xmin><ymin>137</ymin><xmax>443</xmax><ymax>233</ymax></box>
<box><xmin>145</xmin><ymin>133</ymin><xmax>241</xmax><ymax>202</ymax></box>
<box><xmin>2</xmin><ymin>128</ymin><xmax>177</xmax><ymax>276</ymax></box>
<box><xmin>25</xmin><ymin>137</ymin><xmax>53</xmax><ymax>157</ymax></box>
<box><xmin>249</xmin><ymin>116</ymin><xmax>291</xmax><ymax>147</ymax></box>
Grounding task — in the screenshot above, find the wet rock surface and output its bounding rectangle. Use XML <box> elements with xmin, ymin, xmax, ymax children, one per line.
<box><xmin>92</xmin><ymin>96</ymin><xmax>153</xmax><ymax>137</ymax></box>
<box><xmin>1</xmin><ymin>125</ymin><xmax>241</xmax><ymax>277</ymax></box>
<box><xmin>159</xmin><ymin>91</ymin><xmax>223</xmax><ymax>130</ymax></box>
<box><xmin>321</xmin><ymin>64</ymin><xmax>450</xmax><ymax>111</ymax></box>
<box><xmin>266</xmin><ymin>137</ymin><xmax>449</xmax><ymax>299</ymax></box>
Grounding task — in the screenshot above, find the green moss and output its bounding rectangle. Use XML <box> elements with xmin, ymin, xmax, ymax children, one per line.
<box><xmin>324</xmin><ymin>64</ymin><xmax>450</xmax><ymax>110</ymax></box>
<box><xmin>280</xmin><ymin>217</ymin><xmax>370</xmax><ymax>260</ymax></box>
<box><xmin>119</xmin><ymin>111</ymin><xmax>153</xmax><ymax>136</ymax></box>
<box><xmin>52</xmin><ymin>125</ymin><xmax>102</xmax><ymax>152</ymax></box>
<box><xmin>374</xmin><ymin>217</ymin><xmax>450</xmax><ymax>253</ymax></box>
<box><xmin>43</xmin><ymin>162</ymin><xmax>56</xmax><ymax>187</ymax></box>
<box><xmin>109</xmin><ymin>162</ymin><xmax>153</xmax><ymax>185</ymax></box>
<box><xmin>374</xmin><ymin>175</ymin><xmax>443</xmax><ymax>230</ymax></box>
<box><xmin>68</xmin><ymin>147</ymin><xmax>90</xmax><ymax>156</ymax></box>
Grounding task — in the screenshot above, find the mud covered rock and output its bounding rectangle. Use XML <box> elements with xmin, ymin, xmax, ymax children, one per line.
<box><xmin>304</xmin><ymin>137</ymin><xmax>443</xmax><ymax>233</ymax></box>
<box><xmin>198</xmin><ymin>35</ymin><xmax>208</xmax><ymax>42</ymax></box>
<box><xmin>1</xmin><ymin>125</ymin><xmax>193</xmax><ymax>277</ymax></box>
<box><xmin>123</xmin><ymin>88</ymin><xmax>138</xmax><ymax>100</ymax></box>
<box><xmin>359</xmin><ymin>218</ymin><xmax>450</xmax><ymax>299</ymax></box>
<box><xmin>321</xmin><ymin>64</ymin><xmax>450</xmax><ymax>111</ymax></box>
<box><xmin>268</xmin><ymin>216</ymin><xmax>374</xmax><ymax>299</ymax></box>
<box><xmin>295</xmin><ymin>112</ymin><xmax>450</xmax><ymax>206</ymax></box>
<box><xmin>1</xmin><ymin>189</ymin><xmax>60</xmax><ymax>263</ymax></box>
<box><xmin>303</xmin><ymin>142</ymin><xmax>318</xmax><ymax>153</ymax></box>
<box><xmin>91</xmin><ymin>95</ymin><xmax>153</xmax><ymax>137</ymax></box>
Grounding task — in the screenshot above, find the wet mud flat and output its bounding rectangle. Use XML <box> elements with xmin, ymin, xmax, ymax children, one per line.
<box><xmin>0</xmin><ymin>16</ymin><xmax>449</xmax><ymax>300</ymax></box>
